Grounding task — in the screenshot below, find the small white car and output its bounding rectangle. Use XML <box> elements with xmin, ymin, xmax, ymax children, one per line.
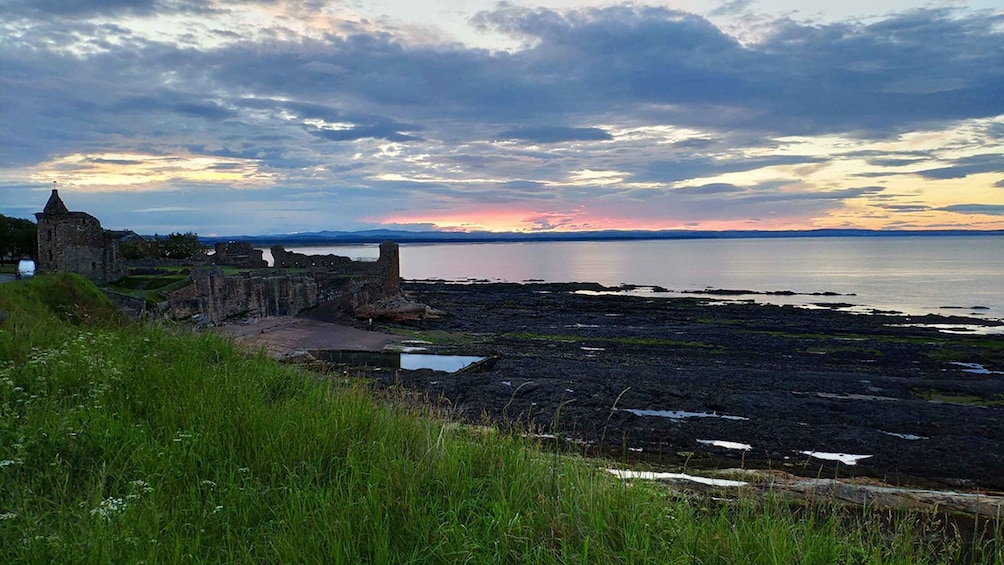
<box><xmin>15</xmin><ymin>259</ymin><xmax>35</xmax><ymax>279</ymax></box>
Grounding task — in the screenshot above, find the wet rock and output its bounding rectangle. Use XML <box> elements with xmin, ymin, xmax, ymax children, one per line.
<box><xmin>278</xmin><ymin>350</ymin><xmax>317</xmax><ymax>364</ymax></box>
<box><xmin>355</xmin><ymin>296</ymin><xmax>445</xmax><ymax>322</ymax></box>
<box><xmin>357</xmin><ymin>281</ymin><xmax>1004</xmax><ymax>491</ymax></box>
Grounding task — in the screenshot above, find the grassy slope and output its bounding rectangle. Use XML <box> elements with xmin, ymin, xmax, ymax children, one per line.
<box><xmin>0</xmin><ymin>275</ymin><xmax>996</xmax><ymax>563</ymax></box>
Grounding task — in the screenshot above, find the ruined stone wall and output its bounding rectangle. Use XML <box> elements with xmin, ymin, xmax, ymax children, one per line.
<box><xmin>270</xmin><ymin>245</ymin><xmax>356</xmax><ymax>270</ymax></box>
<box><xmin>102</xmin><ymin>289</ymin><xmax>151</xmax><ymax>321</ymax></box>
<box><xmin>168</xmin><ymin>268</ymin><xmax>318</xmax><ymax>324</ymax></box>
<box><xmin>166</xmin><ymin>242</ymin><xmax>400</xmax><ymax>324</ymax></box>
<box><xmin>271</xmin><ymin>242</ymin><xmax>399</xmax><ymax>287</ymax></box>
<box><xmin>212</xmin><ymin>241</ymin><xmax>268</xmax><ymax>269</ymax></box>
<box><xmin>269</xmin><ymin>241</ymin><xmax>401</xmax><ymax>314</ymax></box>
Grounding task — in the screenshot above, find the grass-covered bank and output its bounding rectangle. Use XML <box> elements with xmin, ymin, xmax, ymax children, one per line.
<box><xmin>0</xmin><ymin>275</ymin><xmax>999</xmax><ymax>563</ymax></box>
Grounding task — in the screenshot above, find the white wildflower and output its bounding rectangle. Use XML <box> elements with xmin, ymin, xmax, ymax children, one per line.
<box><xmin>90</xmin><ymin>497</ymin><xmax>127</xmax><ymax>518</ymax></box>
<box><xmin>129</xmin><ymin>479</ymin><xmax>153</xmax><ymax>493</ymax></box>
<box><xmin>0</xmin><ymin>512</ymin><xmax>17</xmax><ymax>520</ymax></box>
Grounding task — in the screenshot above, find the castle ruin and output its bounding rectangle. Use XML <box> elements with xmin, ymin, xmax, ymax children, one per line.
<box><xmin>212</xmin><ymin>241</ymin><xmax>268</xmax><ymax>269</ymax></box>
<box><xmin>272</xmin><ymin>241</ymin><xmax>400</xmax><ymax>295</ymax></box>
<box><xmin>34</xmin><ymin>189</ymin><xmax>404</xmax><ymax>324</ymax></box>
<box><xmin>35</xmin><ymin>189</ymin><xmax>126</xmax><ymax>284</ymax></box>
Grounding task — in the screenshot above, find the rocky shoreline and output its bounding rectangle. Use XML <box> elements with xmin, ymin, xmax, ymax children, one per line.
<box><xmin>354</xmin><ymin>281</ymin><xmax>1004</xmax><ymax>492</ymax></box>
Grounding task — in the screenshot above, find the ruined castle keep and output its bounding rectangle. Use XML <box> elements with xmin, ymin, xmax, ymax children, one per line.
<box><xmin>35</xmin><ymin>189</ymin><xmax>126</xmax><ymax>284</ymax></box>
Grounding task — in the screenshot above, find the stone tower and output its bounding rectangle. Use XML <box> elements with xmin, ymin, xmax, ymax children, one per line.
<box><xmin>378</xmin><ymin>240</ymin><xmax>401</xmax><ymax>293</ymax></box>
<box><xmin>35</xmin><ymin>189</ymin><xmax>126</xmax><ymax>284</ymax></box>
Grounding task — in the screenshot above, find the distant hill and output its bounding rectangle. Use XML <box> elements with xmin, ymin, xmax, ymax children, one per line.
<box><xmin>198</xmin><ymin>228</ymin><xmax>1004</xmax><ymax>245</ymax></box>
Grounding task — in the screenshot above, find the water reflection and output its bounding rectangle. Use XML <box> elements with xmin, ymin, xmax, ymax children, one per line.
<box><xmin>389</xmin><ymin>238</ymin><xmax>1004</xmax><ymax>320</ymax></box>
<box><xmin>798</xmin><ymin>451</ymin><xmax>872</xmax><ymax>465</ymax></box>
<box><xmin>697</xmin><ymin>439</ymin><xmax>753</xmax><ymax>451</ymax></box>
<box><xmin>608</xmin><ymin>469</ymin><xmax>748</xmax><ymax>487</ymax></box>
<box><xmin>618</xmin><ymin>408</ymin><xmax>749</xmax><ymax>421</ymax></box>
<box><xmin>311</xmin><ymin>350</ymin><xmax>485</xmax><ymax>373</ymax></box>
<box><xmin>401</xmin><ymin>353</ymin><xmax>485</xmax><ymax>372</ymax></box>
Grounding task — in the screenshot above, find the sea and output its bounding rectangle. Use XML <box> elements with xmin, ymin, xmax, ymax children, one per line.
<box><xmin>260</xmin><ymin>236</ymin><xmax>1004</xmax><ymax>326</ymax></box>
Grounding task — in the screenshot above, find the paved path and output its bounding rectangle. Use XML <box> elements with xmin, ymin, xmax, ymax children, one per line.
<box><xmin>217</xmin><ymin>316</ymin><xmax>404</xmax><ymax>358</ymax></box>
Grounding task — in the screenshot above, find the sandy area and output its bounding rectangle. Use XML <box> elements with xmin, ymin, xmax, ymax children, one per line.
<box><xmin>217</xmin><ymin>316</ymin><xmax>404</xmax><ymax>358</ymax></box>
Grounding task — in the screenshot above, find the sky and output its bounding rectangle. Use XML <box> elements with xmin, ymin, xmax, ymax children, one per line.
<box><xmin>1</xmin><ymin>0</ymin><xmax>1002</xmax><ymax>235</ymax></box>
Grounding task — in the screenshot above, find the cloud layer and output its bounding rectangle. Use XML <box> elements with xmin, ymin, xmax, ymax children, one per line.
<box><xmin>1</xmin><ymin>1</ymin><xmax>1002</xmax><ymax>233</ymax></box>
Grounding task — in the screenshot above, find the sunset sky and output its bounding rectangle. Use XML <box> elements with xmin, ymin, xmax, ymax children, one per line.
<box><xmin>1</xmin><ymin>0</ymin><xmax>1002</xmax><ymax>235</ymax></box>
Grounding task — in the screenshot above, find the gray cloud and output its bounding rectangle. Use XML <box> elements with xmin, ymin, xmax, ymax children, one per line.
<box><xmin>2</xmin><ymin>0</ymin><xmax>161</xmax><ymax>17</ymax></box>
<box><xmin>308</xmin><ymin>125</ymin><xmax>424</xmax><ymax>143</ymax></box>
<box><xmin>1</xmin><ymin>4</ymin><xmax>1001</xmax><ymax>232</ymax></box>
<box><xmin>496</xmin><ymin>126</ymin><xmax>612</xmax><ymax>143</ymax></box>
<box><xmin>674</xmin><ymin>183</ymin><xmax>745</xmax><ymax>195</ymax></box>
<box><xmin>0</xmin><ymin>0</ymin><xmax>249</xmax><ymax>18</ymax></box>
<box><xmin>867</xmin><ymin>157</ymin><xmax>927</xmax><ymax>168</ymax></box>
<box><xmin>874</xmin><ymin>204</ymin><xmax>932</xmax><ymax>213</ymax></box>
<box><xmin>631</xmin><ymin>155</ymin><xmax>825</xmax><ymax>184</ymax></box>
<box><xmin>711</xmin><ymin>0</ymin><xmax>754</xmax><ymax>17</ymax></box>
<box><xmin>87</xmin><ymin>157</ymin><xmax>144</xmax><ymax>165</ymax></box>
<box><xmin>938</xmin><ymin>204</ymin><xmax>1004</xmax><ymax>215</ymax></box>
<box><xmin>734</xmin><ymin>185</ymin><xmax>885</xmax><ymax>204</ymax></box>
<box><xmin>501</xmin><ymin>180</ymin><xmax>548</xmax><ymax>190</ymax></box>
<box><xmin>914</xmin><ymin>154</ymin><xmax>1004</xmax><ymax>179</ymax></box>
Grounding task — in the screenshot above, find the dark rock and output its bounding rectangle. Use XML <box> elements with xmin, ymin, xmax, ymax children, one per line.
<box><xmin>354</xmin><ymin>296</ymin><xmax>445</xmax><ymax>322</ymax></box>
<box><xmin>353</xmin><ymin>281</ymin><xmax>1004</xmax><ymax>491</ymax></box>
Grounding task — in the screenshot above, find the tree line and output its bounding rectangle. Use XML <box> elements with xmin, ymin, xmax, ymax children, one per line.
<box><xmin>0</xmin><ymin>214</ymin><xmax>37</xmax><ymax>265</ymax></box>
<box><xmin>121</xmin><ymin>232</ymin><xmax>205</xmax><ymax>260</ymax></box>
<box><xmin>0</xmin><ymin>215</ymin><xmax>204</xmax><ymax>264</ymax></box>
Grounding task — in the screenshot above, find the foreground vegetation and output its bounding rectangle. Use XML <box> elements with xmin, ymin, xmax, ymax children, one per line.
<box><xmin>1</xmin><ymin>275</ymin><xmax>999</xmax><ymax>563</ymax></box>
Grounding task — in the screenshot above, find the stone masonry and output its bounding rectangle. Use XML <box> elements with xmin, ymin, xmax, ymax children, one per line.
<box><xmin>169</xmin><ymin>268</ymin><xmax>319</xmax><ymax>324</ymax></box>
<box><xmin>168</xmin><ymin>242</ymin><xmax>402</xmax><ymax>324</ymax></box>
<box><xmin>35</xmin><ymin>189</ymin><xmax>126</xmax><ymax>284</ymax></box>
<box><xmin>33</xmin><ymin>189</ymin><xmax>402</xmax><ymax>324</ymax></box>
<box><xmin>212</xmin><ymin>241</ymin><xmax>268</xmax><ymax>269</ymax></box>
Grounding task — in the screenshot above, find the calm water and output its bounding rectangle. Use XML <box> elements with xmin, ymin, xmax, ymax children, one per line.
<box><xmin>263</xmin><ymin>236</ymin><xmax>1004</xmax><ymax>322</ymax></box>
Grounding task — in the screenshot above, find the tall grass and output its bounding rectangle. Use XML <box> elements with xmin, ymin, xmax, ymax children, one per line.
<box><xmin>0</xmin><ymin>274</ymin><xmax>997</xmax><ymax>563</ymax></box>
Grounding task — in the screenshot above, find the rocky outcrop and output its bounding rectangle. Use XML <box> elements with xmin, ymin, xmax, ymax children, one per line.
<box><xmin>353</xmin><ymin>295</ymin><xmax>445</xmax><ymax>321</ymax></box>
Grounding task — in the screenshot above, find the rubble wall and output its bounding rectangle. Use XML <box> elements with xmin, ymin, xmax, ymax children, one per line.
<box><xmin>169</xmin><ymin>269</ymin><xmax>319</xmax><ymax>324</ymax></box>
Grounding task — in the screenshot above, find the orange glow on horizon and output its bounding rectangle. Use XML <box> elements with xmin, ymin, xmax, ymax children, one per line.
<box><xmin>372</xmin><ymin>209</ymin><xmax>876</xmax><ymax>233</ymax></box>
